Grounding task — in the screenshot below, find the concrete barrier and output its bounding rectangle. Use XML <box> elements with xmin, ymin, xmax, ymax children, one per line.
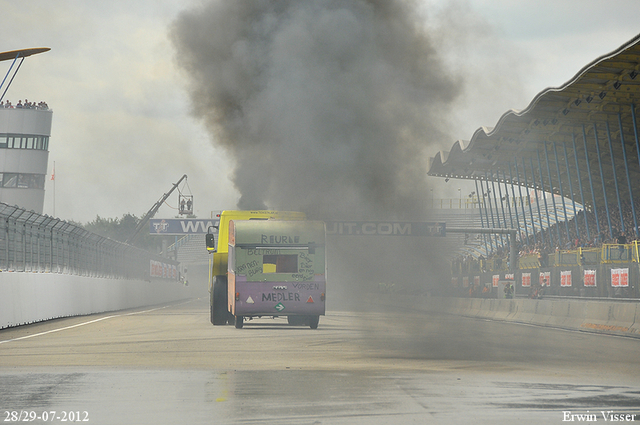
<box><xmin>580</xmin><ymin>301</ymin><xmax>638</xmax><ymax>335</ymax></box>
<box><xmin>492</xmin><ymin>299</ymin><xmax>511</xmax><ymax>321</ymax></box>
<box><xmin>505</xmin><ymin>299</ymin><xmax>522</xmax><ymax>321</ymax></box>
<box><xmin>562</xmin><ymin>301</ymin><xmax>587</xmax><ymax>330</ymax></box>
<box><xmin>470</xmin><ymin>298</ymin><xmax>487</xmax><ymax>319</ymax></box>
<box><xmin>582</xmin><ymin>302</ymin><xmax>614</xmax><ymax>332</ymax></box>
<box><xmin>483</xmin><ymin>299</ymin><xmax>498</xmax><ymax>320</ymax></box>
<box><xmin>449</xmin><ymin>297</ymin><xmax>468</xmax><ymax>315</ymax></box>
<box><xmin>610</xmin><ymin>303</ymin><xmax>637</xmax><ymax>331</ymax></box>
<box><xmin>0</xmin><ymin>272</ymin><xmax>192</xmax><ymax>329</ymax></box>
<box><xmin>545</xmin><ymin>300</ymin><xmax>569</xmax><ymax>327</ymax></box>
<box><xmin>368</xmin><ymin>294</ymin><xmax>640</xmax><ymax>338</ymax></box>
<box><xmin>630</xmin><ymin>304</ymin><xmax>640</xmax><ymax>335</ymax></box>
<box><xmin>515</xmin><ymin>299</ymin><xmax>537</xmax><ymax>324</ymax></box>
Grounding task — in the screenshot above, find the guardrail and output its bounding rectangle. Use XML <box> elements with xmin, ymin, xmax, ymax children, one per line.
<box><xmin>0</xmin><ymin>203</ymin><xmax>177</xmax><ymax>280</ymax></box>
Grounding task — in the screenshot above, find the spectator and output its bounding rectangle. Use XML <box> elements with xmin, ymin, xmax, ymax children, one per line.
<box><xmin>617</xmin><ymin>231</ymin><xmax>626</xmax><ymax>259</ymax></box>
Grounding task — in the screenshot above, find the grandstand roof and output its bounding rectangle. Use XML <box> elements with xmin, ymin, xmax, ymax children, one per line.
<box><xmin>428</xmin><ymin>34</ymin><xmax>640</xmax><ymax>210</ymax></box>
<box><xmin>0</xmin><ymin>48</ymin><xmax>50</xmax><ymax>62</ymax></box>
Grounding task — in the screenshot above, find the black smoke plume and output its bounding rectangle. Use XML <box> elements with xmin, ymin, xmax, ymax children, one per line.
<box><xmin>171</xmin><ymin>0</ymin><xmax>460</xmax><ymax>220</ymax></box>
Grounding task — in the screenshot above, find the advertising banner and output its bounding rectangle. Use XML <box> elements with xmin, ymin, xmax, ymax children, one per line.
<box><xmin>539</xmin><ymin>271</ymin><xmax>551</xmax><ymax>286</ymax></box>
<box><xmin>149</xmin><ymin>218</ymin><xmax>219</xmax><ymax>235</ymax></box>
<box><xmin>522</xmin><ymin>272</ymin><xmax>531</xmax><ymax>287</ymax></box>
<box><xmin>150</xmin><ymin>260</ymin><xmax>178</xmax><ymax>280</ymax></box>
<box><xmin>584</xmin><ymin>270</ymin><xmax>596</xmax><ymax>287</ymax></box>
<box><xmin>463</xmin><ymin>276</ymin><xmax>469</xmax><ymax>288</ymax></box>
<box><xmin>325</xmin><ymin>221</ymin><xmax>446</xmax><ymax>236</ymax></box>
<box><xmin>611</xmin><ymin>268</ymin><xmax>629</xmax><ymax>287</ymax></box>
<box><xmin>621</xmin><ymin>268</ymin><xmax>629</xmax><ymax>287</ymax></box>
<box><xmin>492</xmin><ymin>275</ymin><xmax>499</xmax><ymax>288</ymax></box>
<box><xmin>560</xmin><ymin>270</ymin><xmax>572</xmax><ymax>287</ymax></box>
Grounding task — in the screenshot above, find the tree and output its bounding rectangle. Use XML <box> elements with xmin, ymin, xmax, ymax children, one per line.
<box><xmin>83</xmin><ymin>213</ymin><xmax>159</xmax><ymax>251</ymax></box>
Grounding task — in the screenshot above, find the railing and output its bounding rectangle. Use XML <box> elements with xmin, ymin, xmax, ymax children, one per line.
<box><xmin>518</xmin><ymin>253</ymin><xmax>540</xmax><ymax>269</ymax></box>
<box><xmin>451</xmin><ymin>243</ymin><xmax>640</xmax><ymax>299</ymax></box>
<box><xmin>426</xmin><ymin>196</ymin><xmax>532</xmax><ymax>210</ymax></box>
<box><xmin>0</xmin><ymin>203</ymin><xmax>177</xmax><ymax>280</ymax></box>
<box><xmin>579</xmin><ymin>248</ymin><xmax>601</xmax><ymax>265</ymax></box>
<box><xmin>460</xmin><ymin>245</ymin><xmax>640</xmax><ymax>275</ymax></box>
<box><xmin>601</xmin><ymin>243</ymin><xmax>639</xmax><ymax>263</ymax></box>
<box><xmin>556</xmin><ymin>250</ymin><xmax>579</xmax><ymax>266</ymax></box>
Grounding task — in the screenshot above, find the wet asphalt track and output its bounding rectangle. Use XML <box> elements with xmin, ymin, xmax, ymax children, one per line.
<box><xmin>1</xmin><ymin>298</ymin><xmax>639</xmax><ymax>424</ymax></box>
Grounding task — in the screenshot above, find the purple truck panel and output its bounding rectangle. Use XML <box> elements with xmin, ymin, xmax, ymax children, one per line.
<box><xmin>233</xmin><ymin>275</ymin><xmax>325</xmax><ymax>316</ymax></box>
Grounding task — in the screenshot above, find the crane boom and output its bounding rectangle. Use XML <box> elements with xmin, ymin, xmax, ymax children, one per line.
<box><xmin>126</xmin><ymin>174</ymin><xmax>188</xmax><ymax>244</ymax></box>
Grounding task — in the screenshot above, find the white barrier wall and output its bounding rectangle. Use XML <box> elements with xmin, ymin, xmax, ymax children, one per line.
<box><xmin>0</xmin><ymin>273</ymin><xmax>191</xmax><ymax>329</ymax></box>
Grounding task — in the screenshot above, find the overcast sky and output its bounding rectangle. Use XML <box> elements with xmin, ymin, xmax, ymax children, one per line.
<box><xmin>1</xmin><ymin>0</ymin><xmax>639</xmax><ymax>223</ymax></box>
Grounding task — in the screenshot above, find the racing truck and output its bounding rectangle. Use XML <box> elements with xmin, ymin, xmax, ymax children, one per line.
<box><xmin>205</xmin><ymin>210</ymin><xmax>326</xmax><ymax>329</ymax></box>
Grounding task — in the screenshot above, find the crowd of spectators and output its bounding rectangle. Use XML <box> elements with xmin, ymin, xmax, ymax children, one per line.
<box><xmin>533</xmin><ymin>198</ymin><xmax>640</xmax><ymax>250</ymax></box>
<box><xmin>452</xmin><ymin>197</ymin><xmax>640</xmax><ymax>274</ymax></box>
<box><xmin>1</xmin><ymin>99</ymin><xmax>49</xmax><ymax>110</ymax></box>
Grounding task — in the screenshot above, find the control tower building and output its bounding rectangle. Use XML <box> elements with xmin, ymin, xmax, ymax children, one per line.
<box><xmin>0</xmin><ymin>48</ymin><xmax>51</xmax><ymax>213</ymax></box>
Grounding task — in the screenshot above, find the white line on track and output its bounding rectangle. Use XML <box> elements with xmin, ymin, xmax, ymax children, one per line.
<box><xmin>0</xmin><ymin>300</ymin><xmax>195</xmax><ymax>345</ymax></box>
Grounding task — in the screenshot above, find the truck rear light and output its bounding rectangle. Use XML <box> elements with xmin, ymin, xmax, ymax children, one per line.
<box><xmin>320</xmin><ymin>293</ymin><xmax>325</xmax><ymax>301</ymax></box>
<box><xmin>235</xmin><ymin>292</ymin><xmax>240</xmax><ymax>301</ymax></box>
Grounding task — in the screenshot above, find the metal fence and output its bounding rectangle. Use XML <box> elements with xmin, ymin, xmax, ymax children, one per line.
<box><xmin>0</xmin><ymin>203</ymin><xmax>177</xmax><ymax>280</ymax></box>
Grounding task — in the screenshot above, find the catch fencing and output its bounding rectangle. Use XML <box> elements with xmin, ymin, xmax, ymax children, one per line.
<box><xmin>0</xmin><ymin>203</ymin><xmax>177</xmax><ymax>280</ymax></box>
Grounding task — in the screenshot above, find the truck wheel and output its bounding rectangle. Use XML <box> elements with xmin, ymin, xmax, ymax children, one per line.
<box><xmin>212</xmin><ymin>276</ymin><xmax>229</xmax><ymax>325</ymax></box>
<box><xmin>235</xmin><ymin>316</ymin><xmax>244</xmax><ymax>329</ymax></box>
<box><xmin>309</xmin><ymin>315</ymin><xmax>319</xmax><ymax>329</ymax></box>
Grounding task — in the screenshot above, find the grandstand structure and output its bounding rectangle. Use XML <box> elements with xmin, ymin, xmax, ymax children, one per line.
<box><xmin>431</xmin><ymin>193</ymin><xmax>582</xmax><ymax>260</ymax></box>
<box><xmin>168</xmin><ymin>234</ymin><xmax>209</xmax><ymax>266</ymax></box>
<box><xmin>430</xmin><ymin>34</ymin><xmax>640</xmax><ymax>298</ymax></box>
<box><xmin>429</xmin><ymin>35</ymin><xmax>640</xmax><ymax>247</ymax></box>
<box><xmin>0</xmin><ymin>48</ymin><xmax>52</xmax><ymax>214</ymax></box>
